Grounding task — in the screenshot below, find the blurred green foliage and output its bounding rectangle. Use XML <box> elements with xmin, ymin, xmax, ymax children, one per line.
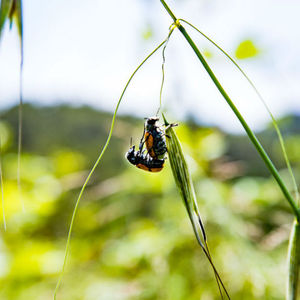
<box><xmin>0</xmin><ymin>104</ymin><xmax>299</xmax><ymax>299</ymax></box>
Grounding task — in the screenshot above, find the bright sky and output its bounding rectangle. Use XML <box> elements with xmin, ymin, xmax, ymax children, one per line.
<box><xmin>0</xmin><ymin>0</ymin><xmax>300</xmax><ymax>133</ymax></box>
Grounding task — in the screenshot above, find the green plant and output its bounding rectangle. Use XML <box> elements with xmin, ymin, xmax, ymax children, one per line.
<box><xmin>0</xmin><ymin>0</ymin><xmax>24</xmax><ymax>214</ymax></box>
<box><xmin>159</xmin><ymin>2</ymin><xmax>299</xmax><ymax>299</ymax></box>
<box><xmin>52</xmin><ymin>1</ymin><xmax>299</xmax><ymax>299</ymax></box>
<box><xmin>1</xmin><ymin>1</ymin><xmax>299</xmax><ymax>299</ymax></box>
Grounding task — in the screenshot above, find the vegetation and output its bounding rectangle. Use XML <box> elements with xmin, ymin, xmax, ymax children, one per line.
<box><xmin>1</xmin><ymin>0</ymin><xmax>299</xmax><ymax>298</ymax></box>
<box><xmin>0</xmin><ymin>104</ymin><xmax>299</xmax><ymax>299</ymax></box>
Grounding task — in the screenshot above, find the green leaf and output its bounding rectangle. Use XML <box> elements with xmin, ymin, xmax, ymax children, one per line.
<box><xmin>0</xmin><ymin>0</ymin><xmax>22</xmax><ymax>52</ymax></box>
<box><xmin>0</xmin><ymin>0</ymin><xmax>13</xmax><ymax>39</ymax></box>
<box><xmin>235</xmin><ymin>39</ymin><xmax>259</xmax><ymax>59</ymax></box>
<box><xmin>12</xmin><ymin>0</ymin><xmax>22</xmax><ymax>42</ymax></box>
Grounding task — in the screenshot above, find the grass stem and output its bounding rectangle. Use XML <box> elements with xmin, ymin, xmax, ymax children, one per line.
<box><xmin>159</xmin><ymin>0</ymin><xmax>300</xmax><ymax>221</ymax></box>
<box><xmin>179</xmin><ymin>18</ymin><xmax>299</xmax><ymax>207</ymax></box>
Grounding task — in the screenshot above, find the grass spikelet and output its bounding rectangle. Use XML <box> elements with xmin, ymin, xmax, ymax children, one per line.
<box><xmin>163</xmin><ymin>114</ymin><xmax>230</xmax><ymax>299</ymax></box>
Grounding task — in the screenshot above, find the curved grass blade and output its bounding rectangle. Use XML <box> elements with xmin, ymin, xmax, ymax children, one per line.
<box><xmin>163</xmin><ymin>114</ymin><xmax>230</xmax><ymax>299</ymax></box>
<box><xmin>179</xmin><ymin>18</ymin><xmax>299</xmax><ymax>206</ymax></box>
<box><xmin>287</xmin><ymin>220</ymin><xmax>300</xmax><ymax>300</ymax></box>
<box><xmin>53</xmin><ymin>34</ymin><xmax>173</xmax><ymax>299</ymax></box>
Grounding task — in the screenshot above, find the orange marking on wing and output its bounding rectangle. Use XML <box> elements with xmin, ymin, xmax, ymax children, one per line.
<box><xmin>136</xmin><ymin>163</ymin><xmax>164</xmax><ymax>172</ymax></box>
<box><xmin>136</xmin><ymin>163</ymin><xmax>150</xmax><ymax>171</ymax></box>
<box><xmin>149</xmin><ymin>167</ymin><xmax>163</xmax><ymax>172</ymax></box>
<box><xmin>145</xmin><ymin>132</ymin><xmax>156</xmax><ymax>158</ymax></box>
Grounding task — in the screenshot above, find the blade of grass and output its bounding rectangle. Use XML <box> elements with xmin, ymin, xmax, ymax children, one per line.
<box><xmin>179</xmin><ymin>18</ymin><xmax>299</xmax><ymax>206</ymax></box>
<box><xmin>53</xmin><ymin>33</ymin><xmax>173</xmax><ymax>299</ymax></box>
<box><xmin>180</xmin><ymin>16</ymin><xmax>300</xmax><ymax>300</ymax></box>
<box><xmin>160</xmin><ymin>0</ymin><xmax>300</xmax><ymax>221</ymax></box>
<box><xmin>164</xmin><ymin>114</ymin><xmax>230</xmax><ymax>299</ymax></box>
<box><xmin>287</xmin><ymin>220</ymin><xmax>300</xmax><ymax>300</ymax></box>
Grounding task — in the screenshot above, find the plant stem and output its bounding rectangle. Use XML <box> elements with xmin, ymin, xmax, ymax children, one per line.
<box><xmin>179</xmin><ymin>18</ymin><xmax>299</xmax><ymax>207</ymax></box>
<box><xmin>159</xmin><ymin>0</ymin><xmax>300</xmax><ymax>221</ymax></box>
<box><xmin>287</xmin><ymin>220</ymin><xmax>300</xmax><ymax>300</ymax></box>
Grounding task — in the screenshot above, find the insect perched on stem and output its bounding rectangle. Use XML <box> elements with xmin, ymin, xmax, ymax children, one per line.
<box><xmin>141</xmin><ymin>116</ymin><xmax>167</xmax><ymax>159</ymax></box>
<box><xmin>126</xmin><ymin>117</ymin><xmax>177</xmax><ymax>172</ymax></box>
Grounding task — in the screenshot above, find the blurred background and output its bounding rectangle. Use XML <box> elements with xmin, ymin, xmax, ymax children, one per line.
<box><xmin>0</xmin><ymin>0</ymin><xmax>300</xmax><ymax>299</ymax></box>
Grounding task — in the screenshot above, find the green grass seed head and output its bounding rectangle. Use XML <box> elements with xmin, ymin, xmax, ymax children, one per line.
<box><xmin>163</xmin><ymin>114</ymin><xmax>206</xmax><ymax>246</ymax></box>
<box><xmin>163</xmin><ymin>114</ymin><xmax>230</xmax><ymax>299</ymax></box>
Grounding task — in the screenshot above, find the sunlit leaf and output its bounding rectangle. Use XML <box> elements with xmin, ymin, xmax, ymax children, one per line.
<box><xmin>0</xmin><ymin>0</ymin><xmax>13</xmax><ymax>39</ymax></box>
<box><xmin>235</xmin><ymin>39</ymin><xmax>259</xmax><ymax>59</ymax></box>
<box><xmin>12</xmin><ymin>0</ymin><xmax>22</xmax><ymax>41</ymax></box>
<box><xmin>0</xmin><ymin>0</ymin><xmax>22</xmax><ymax>48</ymax></box>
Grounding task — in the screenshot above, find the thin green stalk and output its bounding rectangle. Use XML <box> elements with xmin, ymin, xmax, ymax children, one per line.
<box><xmin>0</xmin><ymin>0</ymin><xmax>24</xmax><ymax>211</ymax></box>
<box><xmin>179</xmin><ymin>18</ymin><xmax>299</xmax><ymax>206</ymax></box>
<box><xmin>287</xmin><ymin>220</ymin><xmax>300</xmax><ymax>300</ymax></box>
<box><xmin>53</xmin><ymin>37</ymin><xmax>170</xmax><ymax>299</ymax></box>
<box><xmin>0</xmin><ymin>137</ymin><xmax>6</xmax><ymax>230</ymax></box>
<box><xmin>17</xmin><ymin>0</ymin><xmax>24</xmax><ymax>211</ymax></box>
<box><xmin>17</xmin><ymin>48</ymin><xmax>24</xmax><ymax>211</ymax></box>
<box><xmin>157</xmin><ymin>26</ymin><xmax>174</xmax><ymax>115</ymax></box>
<box><xmin>160</xmin><ymin>0</ymin><xmax>300</xmax><ymax>221</ymax></box>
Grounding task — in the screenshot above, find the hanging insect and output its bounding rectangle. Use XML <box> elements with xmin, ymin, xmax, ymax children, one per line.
<box><xmin>126</xmin><ymin>116</ymin><xmax>177</xmax><ymax>172</ymax></box>
<box><xmin>126</xmin><ymin>145</ymin><xmax>165</xmax><ymax>172</ymax></box>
